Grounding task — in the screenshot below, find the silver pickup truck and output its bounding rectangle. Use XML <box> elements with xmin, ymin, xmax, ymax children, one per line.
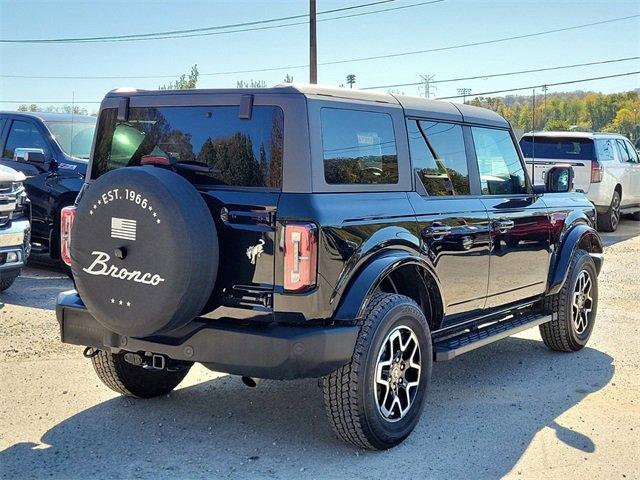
<box><xmin>0</xmin><ymin>158</ymin><xmax>31</xmax><ymax>291</ymax></box>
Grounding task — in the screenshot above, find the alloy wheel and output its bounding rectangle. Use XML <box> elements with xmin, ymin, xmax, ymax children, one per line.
<box><xmin>572</xmin><ymin>270</ymin><xmax>593</xmax><ymax>335</ymax></box>
<box><xmin>374</xmin><ymin>325</ymin><xmax>422</xmax><ymax>422</ymax></box>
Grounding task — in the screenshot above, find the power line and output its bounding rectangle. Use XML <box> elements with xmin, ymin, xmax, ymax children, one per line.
<box><xmin>361</xmin><ymin>56</ymin><xmax>640</xmax><ymax>90</ymax></box>
<box><xmin>435</xmin><ymin>71</ymin><xmax>640</xmax><ymax>99</ymax></box>
<box><xmin>0</xmin><ymin>0</ymin><xmax>443</xmax><ymax>44</ymax></box>
<box><xmin>3</xmin><ymin>71</ymin><xmax>638</xmax><ymax>105</ymax></box>
<box><xmin>2</xmin><ymin>13</ymin><xmax>636</xmax><ymax>80</ymax></box>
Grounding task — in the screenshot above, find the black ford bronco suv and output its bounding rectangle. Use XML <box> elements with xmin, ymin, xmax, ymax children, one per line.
<box><xmin>57</xmin><ymin>85</ymin><xmax>603</xmax><ymax>450</ymax></box>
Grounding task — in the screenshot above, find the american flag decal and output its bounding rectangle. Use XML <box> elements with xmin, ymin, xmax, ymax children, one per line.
<box><xmin>111</xmin><ymin>217</ymin><xmax>137</xmax><ymax>241</ymax></box>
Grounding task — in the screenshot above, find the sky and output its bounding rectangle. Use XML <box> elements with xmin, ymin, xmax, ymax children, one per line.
<box><xmin>1</xmin><ymin>0</ymin><xmax>639</xmax><ymax>113</ymax></box>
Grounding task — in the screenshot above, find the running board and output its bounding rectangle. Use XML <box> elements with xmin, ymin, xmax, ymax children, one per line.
<box><xmin>433</xmin><ymin>312</ymin><xmax>552</xmax><ymax>361</ymax></box>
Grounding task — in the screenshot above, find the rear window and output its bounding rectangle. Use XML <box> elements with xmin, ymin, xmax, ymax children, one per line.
<box><xmin>92</xmin><ymin>105</ymin><xmax>284</xmax><ymax>189</ymax></box>
<box><xmin>519</xmin><ymin>136</ymin><xmax>595</xmax><ymax>160</ymax></box>
<box><xmin>321</xmin><ymin>108</ymin><xmax>398</xmax><ymax>185</ymax></box>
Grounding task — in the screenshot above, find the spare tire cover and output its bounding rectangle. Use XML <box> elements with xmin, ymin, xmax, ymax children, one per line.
<box><xmin>71</xmin><ymin>166</ymin><xmax>218</xmax><ymax>337</ymax></box>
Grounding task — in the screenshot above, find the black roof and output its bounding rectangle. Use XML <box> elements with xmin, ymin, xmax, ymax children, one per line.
<box><xmin>0</xmin><ymin>111</ymin><xmax>96</xmax><ymax>123</ymax></box>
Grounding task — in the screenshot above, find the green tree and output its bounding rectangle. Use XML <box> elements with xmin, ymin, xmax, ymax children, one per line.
<box><xmin>544</xmin><ymin>119</ymin><xmax>571</xmax><ymax>131</ymax></box>
<box><xmin>159</xmin><ymin>64</ymin><xmax>199</xmax><ymax>90</ymax></box>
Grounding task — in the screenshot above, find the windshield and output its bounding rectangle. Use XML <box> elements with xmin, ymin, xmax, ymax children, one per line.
<box><xmin>91</xmin><ymin>105</ymin><xmax>284</xmax><ymax>189</ymax></box>
<box><xmin>46</xmin><ymin>120</ymin><xmax>96</xmax><ymax>159</ymax></box>
<box><xmin>519</xmin><ymin>137</ymin><xmax>595</xmax><ymax>161</ymax></box>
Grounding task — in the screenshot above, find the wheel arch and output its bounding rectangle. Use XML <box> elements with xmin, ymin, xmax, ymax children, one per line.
<box><xmin>547</xmin><ymin>223</ymin><xmax>603</xmax><ymax>296</ymax></box>
<box><xmin>332</xmin><ymin>250</ymin><xmax>445</xmax><ymax>331</ymax></box>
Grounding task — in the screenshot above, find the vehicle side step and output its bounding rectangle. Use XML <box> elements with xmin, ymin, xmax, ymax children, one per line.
<box><xmin>433</xmin><ymin>312</ymin><xmax>552</xmax><ymax>361</ymax></box>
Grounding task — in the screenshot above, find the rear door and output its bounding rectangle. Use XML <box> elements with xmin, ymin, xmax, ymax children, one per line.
<box><xmin>519</xmin><ymin>136</ymin><xmax>594</xmax><ymax>193</ymax></box>
<box><xmin>406</xmin><ymin>119</ymin><xmax>491</xmax><ymax>318</ymax></box>
<box><xmin>615</xmin><ymin>139</ymin><xmax>640</xmax><ymax>206</ymax></box>
<box><xmin>90</xmin><ymin>96</ymin><xmax>288</xmax><ymax>317</ymax></box>
<box><xmin>471</xmin><ymin>127</ymin><xmax>551</xmax><ymax>308</ymax></box>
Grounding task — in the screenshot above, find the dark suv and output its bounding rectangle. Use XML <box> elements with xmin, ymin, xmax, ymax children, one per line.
<box><xmin>56</xmin><ymin>85</ymin><xmax>603</xmax><ymax>450</ymax></box>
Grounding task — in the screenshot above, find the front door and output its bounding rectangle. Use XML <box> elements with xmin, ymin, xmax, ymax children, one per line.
<box><xmin>469</xmin><ymin>126</ymin><xmax>551</xmax><ymax>308</ymax></box>
<box><xmin>406</xmin><ymin>119</ymin><xmax>491</xmax><ymax>318</ymax></box>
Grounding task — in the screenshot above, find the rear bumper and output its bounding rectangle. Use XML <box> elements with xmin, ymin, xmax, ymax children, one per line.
<box><xmin>56</xmin><ymin>290</ymin><xmax>359</xmax><ymax>380</ymax></box>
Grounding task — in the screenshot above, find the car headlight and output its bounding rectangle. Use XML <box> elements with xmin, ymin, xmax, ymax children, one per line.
<box><xmin>10</xmin><ymin>182</ymin><xmax>29</xmax><ymax>219</ymax></box>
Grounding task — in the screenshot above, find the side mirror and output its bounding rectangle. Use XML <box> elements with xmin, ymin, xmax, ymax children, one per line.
<box><xmin>14</xmin><ymin>147</ymin><xmax>45</xmax><ymax>165</ymax></box>
<box><xmin>546</xmin><ymin>165</ymin><xmax>574</xmax><ymax>193</ymax></box>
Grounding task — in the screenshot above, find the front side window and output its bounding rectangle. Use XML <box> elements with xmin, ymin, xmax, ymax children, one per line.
<box><xmin>623</xmin><ymin>140</ymin><xmax>639</xmax><ymax>163</ymax></box>
<box><xmin>615</xmin><ymin>139</ymin><xmax>631</xmax><ymax>162</ymax></box>
<box><xmin>595</xmin><ymin>139</ymin><xmax>616</xmax><ymax>161</ymax></box>
<box><xmin>472</xmin><ymin>127</ymin><xmax>527</xmax><ymax>195</ymax></box>
<box><xmin>407</xmin><ymin>119</ymin><xmax>470</xmax><ymax>195</ymax></box>
<box><xmin>321</xmin><ymin>108</ymin><xmax>398</xmax><ymax>185</ymax></box>
<box><xmin>3</xmin><ymin>120</ymin><xmax>48</xmax><ymax>159</ymax></box>
<box><xmin>92</xmin><ymin>105</ymin><xmax>284</xmax><ymax>189</ymax></box>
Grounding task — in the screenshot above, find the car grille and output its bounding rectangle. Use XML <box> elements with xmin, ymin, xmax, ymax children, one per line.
<box><xmin>0</xmin><ymin>182</ymin><xmax>23</xmax><ymax>226</ymax></box>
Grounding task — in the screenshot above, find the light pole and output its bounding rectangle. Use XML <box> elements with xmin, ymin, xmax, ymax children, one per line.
<box><xmin>310</xmin><ymin>0</ymin><xmax>317</xmax><ymax>84</ymax></box>
<box><xmin>346</xmin><ymin>74</ymin><xmax>356</xmax><ymax>88</ymax></box>
<box><xmin>457</xmin><ymin>88</ymin><xmax>471</xmax><ymax>104</ymax></box>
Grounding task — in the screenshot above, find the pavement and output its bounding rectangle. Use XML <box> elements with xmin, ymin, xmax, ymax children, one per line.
<box><xmin>0</xmin><ymin>219</ymin><xmax>638</xmax><ymax>479</ymax></box>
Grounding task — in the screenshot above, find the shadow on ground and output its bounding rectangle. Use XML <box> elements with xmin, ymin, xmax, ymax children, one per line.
<box><xmin>0</xmin><ymin>337</ymin><xmax>614</xmax><ymax>479</ymax></box>
<box><xmin>0</xmin><ymin>265</ymin><xmax>71</xmax><ymax>311</ymax></box>
<box><xmin>601</xmin><ymin>218</ymin><xmax>639</xmax><ymax>247</ymax></box>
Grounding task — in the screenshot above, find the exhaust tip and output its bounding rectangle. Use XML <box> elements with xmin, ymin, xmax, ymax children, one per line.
<box><xmin>241</xmin><ymin>376</ymin><xmax>258</xmax><ymax>388</ymax></box>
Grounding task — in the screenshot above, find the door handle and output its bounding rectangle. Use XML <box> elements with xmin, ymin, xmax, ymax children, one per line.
<box><xmin>422</xmin><ymin>224</ymin><xmax>452</xmax><ymax>238</ymax></box>
<box><xmin>494</xmin><ymin>219</ymin><xmax>515</xmax><ymax>232</ymax></box>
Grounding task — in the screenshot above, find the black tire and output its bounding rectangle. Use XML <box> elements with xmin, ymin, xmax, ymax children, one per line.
<box><xmin>540</xmin><ymin>249</ymin><xmax>598</xmax><ymax>352</ymax></box>
<box><xmin>0</xmin><ymin>272</ymin><xmax>19</xmax><ymax>292</ymax></box>
<box><xmin>597</xmin><ymin>190</ymin><xmax>621</xmax><ymax>232</ymax></box>
<box><xmin>91</xmin><ymin>350</ymin><xmax>192</xmax><ymax>398</ymax></box>
<box><xmin>322</xmin><ymin>293</ymin><xmax>432</xmax><ymax>450</ymax></box>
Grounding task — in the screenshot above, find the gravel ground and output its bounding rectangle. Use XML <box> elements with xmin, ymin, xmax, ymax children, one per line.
<box><xmin>0</xmin><ymin>219</ymin><xmax>638</xmax><ymax>479</ymax></box>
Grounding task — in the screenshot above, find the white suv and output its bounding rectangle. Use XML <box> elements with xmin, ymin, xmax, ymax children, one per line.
<box><xmin>520</xmin><ymin>132</ymin><xmax>640</xmax><ymax>231</ymax></box>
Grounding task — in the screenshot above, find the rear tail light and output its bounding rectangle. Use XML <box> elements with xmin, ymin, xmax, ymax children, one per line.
<box><xmin>60</xmin><ymin>206</ymin><xmax>76</xmax><ymax>266</ymax></box>
<box><xmin>284</xmin><ymin>223</ymin><xmax>317</xmax><ymax>292</ymax></box>
<box><xmin>591</xmin><ymin>158</ymin><xmax>603</xmax><ymax>183</ymax></box>
<box><xmin>141</xmin><ymin>155</ymin><xmax>172</xmax><ymax>166</ymax></box>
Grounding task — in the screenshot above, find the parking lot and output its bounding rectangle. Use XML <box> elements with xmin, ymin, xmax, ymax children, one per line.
<box><xmin>0</xmin><ymin>219</ymin><xmax>638</xmax><ymax>479</ymax></box>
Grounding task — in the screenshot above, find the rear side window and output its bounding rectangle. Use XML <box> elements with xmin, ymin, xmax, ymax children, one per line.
<box><xmin>92</xmin><ymin>105</ymin><xmax>284</xmax><ymax>189</ymax></box>
<box><xmin>407</xmin><ymin>119</ymin><xmax>470</xmax><ymax>195</ymax></box>
<box><xmin>595</xmin><ymin>139</ymin><xmax>616</xmax><ymax>161</ymax></box>
<box><xmin>519</xmin><ymin>136</ymin><xmax>595</xmax><ymax>160</ymax></box>
<box><xmin>321</xmin><ymin>108</ymin><xmax>398</xmax><ymax>185</ymax></box>
<box><xmin>472</xmin><ymin>127</ymin><xmax>527</xmax><ymax>195</ymax></box>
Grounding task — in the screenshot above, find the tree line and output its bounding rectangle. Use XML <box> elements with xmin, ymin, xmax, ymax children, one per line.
<box><xmin>468</xmin><ymin>89</ymin><xmax>640</xmax><ymax>146</ymax></box>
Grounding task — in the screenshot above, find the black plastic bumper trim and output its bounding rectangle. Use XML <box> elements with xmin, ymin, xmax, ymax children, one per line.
<box><xmin>56</xmin><ymin>290</ymin><xmax>359</xmax><ymax>380</ymax></box>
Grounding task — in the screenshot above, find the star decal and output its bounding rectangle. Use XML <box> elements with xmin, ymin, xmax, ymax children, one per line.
<box><xmin>148</xmin><ymin>206</ymin><xmax>153</xmax><ymax>211</ymax></box>
<box><xmin>153</xmin><ymin>212</ymin><xmax>157</xmax><ymax>217</ymax></box>
<box><xmin>97</xmin><ymin>200</ymin><xmax>102</xmax><ymax>205</ymax></box>
<box><xmin>118</xmin><ymin>300</ymin><xmax>123</xmax><ymax>306</ymax></box>
<box><xmin>90</xmin><ymin>211</ymin><xmax>93</xmax><ymax>215</ymax></box>
<box><xmin>126</xmin><ymin>301</ymin><xmax>131</xmax><ymax>307</ymax></box>
<box><xmin>93</xmin><ymin>204</ymin><xmax>97</xmax><ymax>209</ymax></box>
<box><xmin>110</xmin><ymin>298</ymin><xmax>115</xmax><ymax>303</ymax></box>
<box><xmin>156</xmin><ymin>219</ymin><xmax>161</xmax><ymax>224</ymax></box>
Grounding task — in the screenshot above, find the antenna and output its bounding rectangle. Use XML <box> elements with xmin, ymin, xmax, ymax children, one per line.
<box><xmin>71</xmin><ymin>91</ymin><xmax>75</xmax><ymax>158</ymax></box>
<box><xmin>531</xmin><ymin>88</ymin><xmax>536</xmax><ymax>184</ymax></box>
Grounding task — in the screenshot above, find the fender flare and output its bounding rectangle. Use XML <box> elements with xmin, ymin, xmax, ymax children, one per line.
<box><xmin>547</xmin><ymin>223</ymin><xmax>603</xmax><ymax>295</ymax></box>
<box><xmin>332</xmin><ymin>250</ymin><xmax>444</xmax><ymax>322</ymax></box>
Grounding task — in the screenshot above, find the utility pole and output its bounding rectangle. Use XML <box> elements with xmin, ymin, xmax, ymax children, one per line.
<box><xmin>457</xmin><ymin>88</ymin><xmax>471</xmax><ymax>104</ymax></box>
<box><xmin>309</xmin><ymin>0</ymin><xmax>317</xmax><ymax>84</ymax></box>
<box><xmin>419</xmin><ymin>75</ymin><xmax>436</xmax><ymax>99</ymax></box>
<box><xmin>346</xmin><ymin>74</ymin><xmax>356</xmax><ymax>88</ymax></box>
